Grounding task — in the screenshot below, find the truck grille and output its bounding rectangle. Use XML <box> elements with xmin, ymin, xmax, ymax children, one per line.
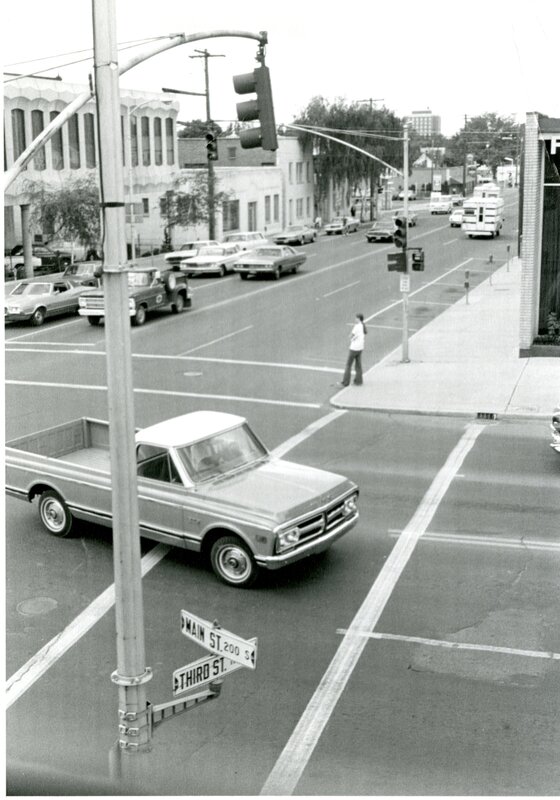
<box><xmin>296</xmin><ymin>495</ymin><xmax>357</xmax><ymax>544</ymax></box>
<box><xmin>82</xmin><ymin>297</ymin><xmax>105</xmax><ymax>310</ymax></box>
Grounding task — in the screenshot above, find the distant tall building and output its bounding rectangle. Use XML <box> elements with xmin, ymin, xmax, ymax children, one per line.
<box><xmin>406</xmin><ymin>110</ymin><xmax>441</xmax><ymax>137</ymax></box>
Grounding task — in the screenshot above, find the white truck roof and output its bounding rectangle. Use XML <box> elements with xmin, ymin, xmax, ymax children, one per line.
<box><xmin>138</xmin><ymin>411</ymin><xmax>246</xmax><ymax>448</ymax></box>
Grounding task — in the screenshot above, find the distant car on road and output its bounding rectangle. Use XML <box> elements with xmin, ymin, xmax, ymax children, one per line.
<box><xmin>4</xmin><ymin>278</ymin><xmax>85</xmax><ymax>326</ymax></box>
<box><xmin>550</xmin><ymin>405</ymin><xmax>560</xmax><ymax>454</ymax></box>
<box><xmin>451</xmin><ymin>195</ymin><xmax>464</xmax><ymax>206</ymax></box>
<box><xmin>325</xmin><ymin>217</ymin><xmax>360</xmax><ymax>235</ymax></box>
<box><xmin>273</xmin><ymin>225</ymin><xmax>317</xmax><ymax>245</ymax></box>
<box><xmin>181</xmin><ymin>244</ymin><xmax>243</xmax><ymax>277</ymax></box>
<box><xmin>430</xmin><ymin>196</ymin><xmax>454</xmax><ymax>214</ymax></box>
<box><xmin>365</xmin><ymin>223</ymin><xmax>396</xmax><ymax>243</ymax></box>
<box><xmin>393</xmin><ymin>209</ymin><xmax>418</xmax><ymax>226</ymax></box>
<box><xmin>222</xmin><ymin>232</ymin><xmax>269</xmax><ymax>251</ymax></box>
<box><xmin>45</xmin><ymin>239</ymin><xmax>100</xmax><ymax>261</ymax></box>
<box><xmin>4</xmin><ymin>244</ymin><xmax>73</xmax><ymax>279</ymax></box>
<box><xmin>449</xmin><ymin>208</ymin><xmax>464</xmax><ymax>227</ymax></box>
<box><xmin>164</xmin><ymin>240</ymin><xmax>219</xmax><ymax>269</ymax></box>
<box><xmin>62</xmin><ymin>261</ymin><xmax>103</xmax><ymax>286</ymax></box>
<box><xmin>398</xmin><ymin>189</ymin><xmax>417</xmax><ymax>201</ymax></box>
<box><xmin>233</xmin><ymin>245</ymin><xmax>306</xmax><ymax>280</ymax></box>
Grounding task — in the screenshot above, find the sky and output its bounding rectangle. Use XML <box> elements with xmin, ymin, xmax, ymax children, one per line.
<box><xmin>3</xmin><ymin>0</ymin><xmax>559</xmax><ymax>137</ymax></box>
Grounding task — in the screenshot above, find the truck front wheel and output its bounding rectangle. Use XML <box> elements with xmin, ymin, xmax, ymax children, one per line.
<box><xmin>132</xmin><ymin>305</ymin><xmax>147</xmax><ymax>326</ymax></box>
<box><xmin>38</xmin><ymin>490</ymin><xmax>73</xmax><ymax>537</ymax></box>
<box><xmin>210</xmin><ymin>535</ymin><xmax>258</xmax><ymax>587</ymax></box>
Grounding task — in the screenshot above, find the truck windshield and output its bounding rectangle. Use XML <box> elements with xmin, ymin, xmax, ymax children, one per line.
<box><xmin>176</xmin><ymin>424</ymin><xmax>267</xmax><ymax>482</ymax></box>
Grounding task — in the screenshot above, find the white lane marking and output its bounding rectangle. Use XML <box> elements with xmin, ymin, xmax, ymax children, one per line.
<box><xmin>322</xmin><ymin>280</ymin><xmax>361</xmax><ymax>298</ymax></box>
<box><xmin>334</xmin><ymin>630</ymin><xmax>560</xmax><ymax>661</ymax></box>
<box><xmin>5</xmin><ymin>380</ymin><xmax>322</xmax><ymax>410</ymax></box>
<box><xmin>409</xmin><ymin>300</ymin><xmax>453</xmax><ymax>306</ymax></box>
<box><xmin>6</xmin><ymin>544</ymin><xmax>170</xmax><ymax>708</ymax></box>
<box><xmin>368</xmin><ymin>324</ymin><xmax>419</xmax><ymax>331</ymax></box>
<box><xmin>4</xmin><ymin>317</ymin><xmax>84</xmax><ymax>342</ymax></box>
<box><xmin>6</xmin><ymin>409</ymin><xmax>345</xmax><ymax>706</ymax></box>
<box><xmin>443</xmin><ymin>239</ymin><xmax>458</xmax><ymax>245</ymax></box>
<box><xmin>260</xmin><ymin>422</ymin><xmax>486</xmax><ymax>796</ymax></box>
<box><xmin>388</xmin><ymin>529</ymin><xmax>560</xmax><ymax>552</ymax></box>
<box><xmin>7</xmin><ymin>341</ymin><xmax>99</xmax><ymax>347</ymax></box>
<box><xmin>179</xmin><ymin>324</ymin><xmax>253</xmax><ymax>355</ymax></box>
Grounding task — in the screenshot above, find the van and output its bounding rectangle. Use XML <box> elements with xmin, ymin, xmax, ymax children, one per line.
<box><xmin>430</xmin><ymin>194</ymin><xmax>453</xmax><ymax>214</ymax></box>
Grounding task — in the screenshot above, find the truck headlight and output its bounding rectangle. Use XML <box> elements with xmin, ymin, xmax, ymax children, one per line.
<box><xmin>128</xmin><ymin>299</ymin><xmax>136</xmax><ymax>311</ymax></box>
<box><xmin>78</xmin><ymin>297</ymin><xmax>86</xmax><ymax>308</ymax></box>
<box><xmin>276</xmin><ymin>527</ymin><xmax>301</xmax><ymax>553</ymax></box>
<box><xmin>342</xmin><ymin>494</ymin><xmax>358</xmax><ymax>517</ymax></box>
<box><xmin>7</xmin><ymin>306</ymin><xmax>21</xmax><ymax>314</ymax></box>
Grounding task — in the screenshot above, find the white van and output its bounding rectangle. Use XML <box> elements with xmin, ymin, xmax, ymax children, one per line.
<box><xmin>430</xmin><ymin>194</ymin><xmax>454</xmax><ymax>214</ymax></box>
<box><xmin>461</xmin><ymin>197</ymin><xmax>504</xmax><ymax>238</ymax></box>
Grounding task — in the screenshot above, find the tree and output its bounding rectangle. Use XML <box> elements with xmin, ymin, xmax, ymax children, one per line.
<box><xmin>23</xmin><ymin>175</ymin><xmax>101</xmax><ymax>248</ymax></box>
<box><xmin>178</xmin><ymin>119</ymin><xmax>223</xmax><ymax>138</ymax></box>
<box><xmin>446</xmin><ymin>113</ymin><xmax>520</xmax><ymax>173</ymax></box>
<box><xmin>159</xmin><ymin>171</ymin><xmax>231</xmax><ymax>234</ymax></box>
<box><xmin>293</xmin><ymin>97</ymin><xmax>405</xmax><ymax>218</ymax></box>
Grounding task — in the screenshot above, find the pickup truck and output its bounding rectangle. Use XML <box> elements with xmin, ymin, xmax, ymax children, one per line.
<box><xmin>5</xmin><ymin>411</ymin><xmax>359</xmax><ymax>587</ymax></box>
<box><xmin>78</xmin><ymin>265</ymin><xmax>191</xmax><ymax>325</ymax></box>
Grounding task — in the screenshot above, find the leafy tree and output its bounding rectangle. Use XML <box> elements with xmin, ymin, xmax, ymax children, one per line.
<box><xmin>178</xmin><ymin>119</ymin><xmax>223</xmax><ymax>138</ymax></box>
<box><xmin>293</xmin><ymin>97</ymin><xmax>406</xmax><ymax>217</ymax></box>
<box><xmin>445</xmin><ymin>113</ymin><xmax>520</xmax><ymax>172</ymax></box>
<box><xmin>23</xmin><ymin>175</ymin><xmax>101</xmax><ymax>247</ymax></box>
<box><xmin>159</xmin><ymin>171</ymin><xmax>231</xmax><ymax>232</ymax></box>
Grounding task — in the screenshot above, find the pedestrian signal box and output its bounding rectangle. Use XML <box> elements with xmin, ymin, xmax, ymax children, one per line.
<box><xmin>387</xmin><ymin>252</ymin><xmax>407</xmax><ymax>272</ymax></box>
<box><xmin>411</xmin><ymin>250</ymin><xmax>425</xmax><ymax>271</ymax></box>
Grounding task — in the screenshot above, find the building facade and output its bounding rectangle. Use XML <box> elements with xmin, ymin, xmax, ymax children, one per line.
<box><xmin>519</xmin><ymin>112</ymin><xmax>560</xmax><ymax>355</ymax></box>
<box><xmin>406</xmin><ymin>110</ymin><xmax>441</xmax><ymax>137</ymax></box>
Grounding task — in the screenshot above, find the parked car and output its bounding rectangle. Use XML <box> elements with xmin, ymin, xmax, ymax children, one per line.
<box><xmin>451</xmin><ymin>195</ymin><xmax>464</xmax><ymax>206</ymax></box>
<box><xmin>164</xmin><ymin>240</ymin><xmax>219</xmax><ymax>269</ymax></box>
<box><xmin>393</xmin><ymin>209</ymin><xmax>418</xmax><ymax>226</ymax></box>
<box><xmin>62</xmin><ymin>261</ymin><xmax>103</xmax><ymax>286</ymax></box>
<box><xmin>233</xmin><ymin>245</ymin><xmax>306</xmax><ymax>280</ymax></box>
<box><xmin>4</xmin><ymin>278</ymin><xmax>85</xmax><ymax>326</ymax></box>
<box><xmin>273</xmin><ymin>225</ymin><xmax>317</xmax><ymax>245</ymax></box>
<box><xmin>222</xmin><ymin>232</ymin><xmax>269</xmax><ymax>251</ymax></box>
<box><xmin>324</xmin><ymin>217</ymin><xmax>360</xmax><ymax>235</ymax></box>
<box><xmin>78</xmin><ymin>266</ymin><xmax>191</xmax><ymax>326</ymax></box>
<box><xmin>550</xmin><ymin>405</ymin><xmax>560</xmax><ymax>454</ymax></box>
<box><xmin>45</xmin><ymin>239</ymin><xmax>100</xmax><ymax>261</ymax></box>
<box><xmin>4</xmin><ymin>244</ymin><xmax>73</xmax><ymax>278</ymax></box>
<box><xmin>181</xmin><ymin>244</ymin><xmax>243</xmax><ymax>277</ymax></box>
<box><xmin>365</xmin><ymin>223</ymin><xmax>396</xmax><ymax>243</ymax></box>
<box><xmin>449</xmin><ymin>208</ymin><xmax>464</xmax><ymax>227</ymax></box>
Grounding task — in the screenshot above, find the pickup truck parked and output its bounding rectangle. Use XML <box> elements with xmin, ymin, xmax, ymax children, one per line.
<box><xmin>78</xmin><ymin>266</ymin><xmax>190</xmax><ymax>326</ymax></box>
<box><xmin>5</xmin><ymin>411</ymin><xmax>360</xmax><ymax>587</ymax></box>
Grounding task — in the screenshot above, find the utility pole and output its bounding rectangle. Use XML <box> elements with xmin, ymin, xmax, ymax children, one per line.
<box><xmin>401</xmin><ymin>122</ymin><xmax>410</xmax><ymax>363</ymax></box>
<box><xmin>190</xmin><ymin>49</ymin><xmax>225</xmax><ymax>240</ymax></box>
<box><xmin>462</xmin><ymin>113</ymin><xmax>468</xmax><ymax>195</ymax></box>
<box><xmin>358</xmin><ymin>98</ymin><xmax>384</xmax><ymax>221</ymax></box>
<box><xmin>92</xmin><ymin>0</ymin><xmax>151</xmax><ymax>782</ymax></box>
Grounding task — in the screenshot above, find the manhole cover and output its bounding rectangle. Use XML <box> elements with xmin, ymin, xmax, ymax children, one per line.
<box><xmin>17</xmin><ymin>596</ymin><xmax>58</xmax><ymax>616</ymax></box>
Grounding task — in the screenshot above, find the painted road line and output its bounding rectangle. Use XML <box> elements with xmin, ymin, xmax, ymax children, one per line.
<box><xmin>443</xmin><ymin>239</ymin><xmax>459</xmax><ymax>245</ymax></box>
<box><xmin>6</xmin><ymin>544</ymin><xmax>170</xmax><ymax>708</ymax></box>
<box><xmin>6</xmin><ymin>341</ymin><xmax>99</xmax><ymax>347</ymax></box>
<box><xmin>388</xmin><ymin>529</ymin><xmax>560</xmax><ymax>553</ymax></box>
<box><xmin>4</xmin><ymin>317</ymin><xmax>84</xmax><ymax>341</ymax></box>
<box><xmin>409</xmin><ymin>300</ymin><xmax>453</xmax><ymax>306</ymax></box>
<box><xmin>260</xmin><ymin>422</ymin><xmax>486</xmax><ymax>796</ymax></box>
<box><xmin>5</xmin><ymin>380</ymin><xmax>322</xmax><ymax>410</ymax></box>
<box><xmin>179</xmin><ymin>324</ymin><xmax>253</xmax><ymax>356</ymax></box>
<box><xmin>6</xmin><ymin>409</ymin><xmax>345</xmax><ymax>706</ymax></box>
<box><xmin>322</xmin><ymin>280</ymin><xmax>361</xmax><ymax>298</ymax></box>
<box><xmin>368</xmin><ymin>324</ymin><xmax>419</xmax><ymax>332</ymax></box>
<box><xmin>334</xmin><ymin>630</ymin><xmax>560</xmax><ymax>661</ymax></box>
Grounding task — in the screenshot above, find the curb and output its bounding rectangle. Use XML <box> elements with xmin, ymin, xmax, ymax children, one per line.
<box><xmin>328</xmin><ymin>398</ymin><xmax>550</xmax><ymax>421</ymax></box>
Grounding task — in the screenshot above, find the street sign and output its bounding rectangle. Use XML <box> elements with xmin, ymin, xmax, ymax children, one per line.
<box><xmin>387</xmin><ymin>252</ymin><xmax>407</xmax><ymax>272</ymax></box>
<box><xmin>180</xmin><ymin>610</ymin><xmax>257</xmax><ymax>669</ymax></box>
<box><xmin>400</xmin><ymin>274</ymin><xmax>410</xmax><ymax>292</ymax></box>
<box><xmin>173</xmin><ymin>640</ymin><xmax>256</xmax><ymax>696</ymax></box>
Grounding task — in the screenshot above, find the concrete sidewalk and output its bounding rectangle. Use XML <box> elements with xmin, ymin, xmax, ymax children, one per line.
<box><xmin>332</xmin><ymin>258</ymin><xmax>559</xmax><ymax>419</ymax></box>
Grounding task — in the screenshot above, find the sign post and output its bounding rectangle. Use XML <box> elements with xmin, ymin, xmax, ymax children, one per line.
<box><xmin>401</xmin><ymin>122</ymin><xmax>410</xmax><ymax>363</ymax></box>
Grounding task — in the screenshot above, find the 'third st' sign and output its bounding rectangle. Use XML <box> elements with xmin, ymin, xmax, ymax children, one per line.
<box><xmin>172</xmin><ymin>640</ymin><xmax>256</xmax><ymax>696</ymax></box>
<box><xmin>180</xmin><ymin>609</ymin><xmax>257</xmax><ymax>669</ymax></box>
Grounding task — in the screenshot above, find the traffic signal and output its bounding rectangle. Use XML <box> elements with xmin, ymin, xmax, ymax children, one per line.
<box><xmin>233</xmin><ymin>65</ymin><xmax>278</xmax><ymax>151</ymax></box>
<box><xmin>393</xmin><ymin>216</ymin><xmax>407</xmax><ymax>249</ymax></box>
<box><xmin>387</xmin><ymin>252</ymin><xmax>407</xmax><ymax>272</ymax></box>
<box><xmin>206</xmin><ymin>130</ymin><xmax>218</xmax><ymax>161</ymax></box>
<box><xmin>411</xmin><ymin>250</ymin><xmax>425</xmax><ymax>271</ymax></box>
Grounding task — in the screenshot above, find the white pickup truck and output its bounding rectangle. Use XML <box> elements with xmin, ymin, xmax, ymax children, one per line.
<box><xmin>6</xmin><ymin>411</ymin><xmax>359</xmax><ymax>587</ymax></box>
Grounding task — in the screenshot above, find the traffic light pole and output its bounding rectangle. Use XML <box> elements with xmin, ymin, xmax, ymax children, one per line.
<box><xmin>401</xmin><ymin>123</ymin><xmax>410</xmax><ymax>363</ymax></box>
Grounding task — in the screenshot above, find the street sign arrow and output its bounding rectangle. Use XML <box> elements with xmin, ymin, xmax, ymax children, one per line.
<box><xmin>180</xmin><ymin>610</ymin><xmax>257</xmax><ymax>669</ymax></box>
<box><xmin>173</xmin><ymin>640</ymin><xmax>257</xmax><ymax>696</ymax></box>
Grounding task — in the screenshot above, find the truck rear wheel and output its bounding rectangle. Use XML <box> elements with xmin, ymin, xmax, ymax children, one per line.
<box><xmin>210</xmin><ymin>535</ymin><xmax>258</xmax><ymax>587</ymax></box>
<box><xmin>88</xmin><ymin>316</ymin><xmax>101</xmax><ymax>326</ymax></box>
<box><xmin>172</xmin><ymin>294</ymin><xmax>185</xmax><ymax>314</ymax></box>
<box><xmin>132</xmin><ymin>305</ymin><xmax>147</xmax><ymax>326</ymax></box>
<box><xmin>38</xmin><ymin>490</ymin><xmax>73</xmax><ymax>537</ymax></box>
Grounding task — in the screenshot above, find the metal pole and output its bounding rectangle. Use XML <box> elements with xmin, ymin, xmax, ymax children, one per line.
<box><xmin>21</xmin><ymin>204</ymin><xmax>33</xmax><ymax>278</ymax></box>
<box><xmin>203</xmin><ymin>51</ymin><xmax>216</xmax><ymax>241</ymax></box>
<box><xmin>126</xmin><ymin>106</ymin><xmax>136</xmax><ymax>262</ymax></box>
<box><xmin>401</xmin><ymin>123</ymin><xmax>410</xmax><ymax>363</ymax></box>
<box><xmin>92</xmin><ymin>0</ymin><xmax>151</xmax><ymax>778</ymax></box>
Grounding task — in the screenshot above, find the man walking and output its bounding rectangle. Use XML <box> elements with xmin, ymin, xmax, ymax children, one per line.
<box><xmin>340</xmin><ymin>313</ymin><xmax>367</xmax><ymax>386</ymax></box>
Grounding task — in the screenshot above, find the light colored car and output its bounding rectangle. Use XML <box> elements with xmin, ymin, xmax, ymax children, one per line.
<box><xmin>550</xmin><ymin>405</ymin><xmax>560</xmax><ymax>454</ymax></box>
<box><xmin>365</xmin><ymin>223</ymin><xmax>395</xmax><ymax>243</ymax></box>
<box><xmin>449</xmin><ymin>208</ymin><xmax>464</xmax><ymax>227</ymax></box>
<box><xmin>4</xmin><ymin>278</ymin><xmax>85</xmax><ymax>326</ymax></box>
<box><xmin>393</xmin><ymin>209</ymin><xmax>418</xmax><ymax>226</ymax></box>
<box><xmin>222</xmin><ymin>232</ymin><xmax>269</xmax><ymax>251</ymax></box>
<box><xmin>430</xmin><ymin>197</ymin><xmax>454</xmax><ymax>214</ymax></box>
<box><xmin>181</xmin><ymin>244</ymin><xmax>243</xmax><ymax>277</ymax></box>
<box><xmin>164</xmin><ymin>240</ymin><xmax>219</xmax><ymax>269</ymax></box>
<box><xmin>398</xmin><ymin>189</ymin><xmax>417</xmax><ymax>201</ymax></box>
<box><xmin>273</xmin><ymin>225</ymin><xmax>317</xmax><ymax>245</ymax></box>
<box><xmin>233</xmin><ymin>245</ymin><xmax>307</xmax><ymax>280</ymax></box>
<box><xmin>325</xmin><ymin>217</ymin><xmax>360</xmax><ymax>235</ymax></box>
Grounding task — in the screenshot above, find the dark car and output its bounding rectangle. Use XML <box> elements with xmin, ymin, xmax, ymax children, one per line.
<box><xmin>5</xmin><ymin>244</ymin><xmax>73</xmax><ymax>278</ymax></box>
<box><xmin>233</xmin><ymin>245</ymin><xmax>307</xmax><ymax>280</ymax></box>
<box><xmin>365</xmin><ymin>223</ymin><xmax>396</xmax><ymax>243</ymax></box>
<box><xmin>62</xmin><ymin>261</ymin><xmax>103</xmax><ymax>286</ymax></box>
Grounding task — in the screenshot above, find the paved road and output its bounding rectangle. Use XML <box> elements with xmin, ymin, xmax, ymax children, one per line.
<box><xmin>7</xmin><ymin>191</ymin><xmax>560</xmax><ymax>794</ymax></box>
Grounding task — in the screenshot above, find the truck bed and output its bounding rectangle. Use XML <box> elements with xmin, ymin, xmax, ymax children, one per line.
<box><xmin>56</xmin><ymin>446</ymin><xmax>111</xmax><ymax>472</ymax></box>
<box><xmin>7</xmin><ymin>418</ymin><xmax>111</xmax><ymax>463</ymax></box>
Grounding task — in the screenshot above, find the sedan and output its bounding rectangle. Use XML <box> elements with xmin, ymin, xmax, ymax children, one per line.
<box><xmin>222</xmin><ymin>232</ymin><xmax>270</xmax><ymax>251</ymax></box>
<box><xmin>233</xmin><ymin>246</ymin><xmax>306</xmax><ymax>280</ymax></box>
<box><xmin>393</xmin><ymin>209</ymin><xmax>418</xmax><ymax>226</ymax></box>
<box><xmin>324</xmin><ymin>217</ymin><xmax>360</xmax><ymax>235</ymax></box>
<box><xmin>273</xmin><ymin>225</ymin><xmax>317</xmax><ymax>245</ymax></box>
<box><xmin>62</xmin><ymin>261</ymin><xmax>103</xmax><ymax>286</ymax></box>
<box><xmin>181</xmin><ymin>244</ymin><xmax>243</xmax><ymax>277</ymax></box>
<box><xmin>4</xmin><ymin>278</ymin><xmax>85</xmax><ymax>326</ymax></box>
<box><xmin>164</xmin><ymin>240</ymin><xmax>219</xmax><ymax>269</ymax></box>
<box><xmin>365</xmin><ymin>223</ymin><xmax>396</xmax><ymax>243</ymax></box>
<box><xmin>449</xmin><ymin>208</ymin><xmax>464</xmax><ymax>227</ymax></box>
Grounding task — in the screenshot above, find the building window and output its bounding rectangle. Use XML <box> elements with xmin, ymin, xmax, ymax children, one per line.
<box><xmin>165</xmin><ymin>118</ymin><xmax>174</xmax><ymax>165</ymax></box>
<box><xmin>154</xmin><ymin>117</ymin><xmax>163</xmax><ymax>165</ymax></box>
<box><xmin>142</xmin><ymin>198</ymin><xmax>150</xmax><ymax>216</ymax></box>
<box><xmin>288</xmin><ymin>198</ymin><xmax>293</xmax><ymax>225</ymax></box>
<box><xmin>11</xmin><ymin>109</ymin><xmax>26</xmax><ymax>162</ymax></box>
<box><xmin>273</xmin><ymin>194</ymin><xmax>280</xmax><ymax>222</ymax></box>
<box><xmin>84</xmin><ymin>113</ymin><xmax>96</xmax><ymax>167</ymax></box>
<box><xmin>130</xmin><ymin>116</ymin><xmax>139</xmax><ymax>167</ymax></box>
<box><xmin>248</xmin><ymin>201</ymin><xmax>257</xmax><ymax>231</ymax></box>
<box><xmin>296</xmin><ymin>162</ymin><xmax>303</xmax><ymax>184</ymax></box>
<box><xmin>306</xmin><ymin>197</ymin><xmax>311</xmax><ymax>217</ymax></box>
<box><xmin>265</xmin><ymin>195</ymin><xmax>271</xmax><ymax>224</ymax></box>
<box><xmin>141</xmin><ymin>116</ymin><xmax>150</xmax><ymax>166</ymax></box>
<box><xmin>222</xmin><ymin>199</ymin><xmax>240</xmax><ymax>232</ymax></box>
<box><xmin>289</xmin><ymin>162</ymin><xmax>293</xmax><ymax>184</ymax></box>
<box><xmin>69</xmin><ymin>114</ymin><xmax>81</xmax><ymax>169</ymax></box>
<box><xmin>296</xmin><ymin>198</ymin><xmax>303</xmax><ymax>218</ymax></box>
<box><xmin>227</xmin><ymin>146</ymin><xmax>237</xmax><ymax>160</ymax></box>
<box><xmin>49</xmin><ymin>111</ymin><xmax>64</xmax><ymax>170</ymax></box>
<box><xmin>306</xmin><ymin>161</ymin><xmax>311</xmax><ymax>183</ymax></box>
<box><xmin>31</xmin><ymin>110</ymin><xmax>46</xmax><ymax>170</ymax></box>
